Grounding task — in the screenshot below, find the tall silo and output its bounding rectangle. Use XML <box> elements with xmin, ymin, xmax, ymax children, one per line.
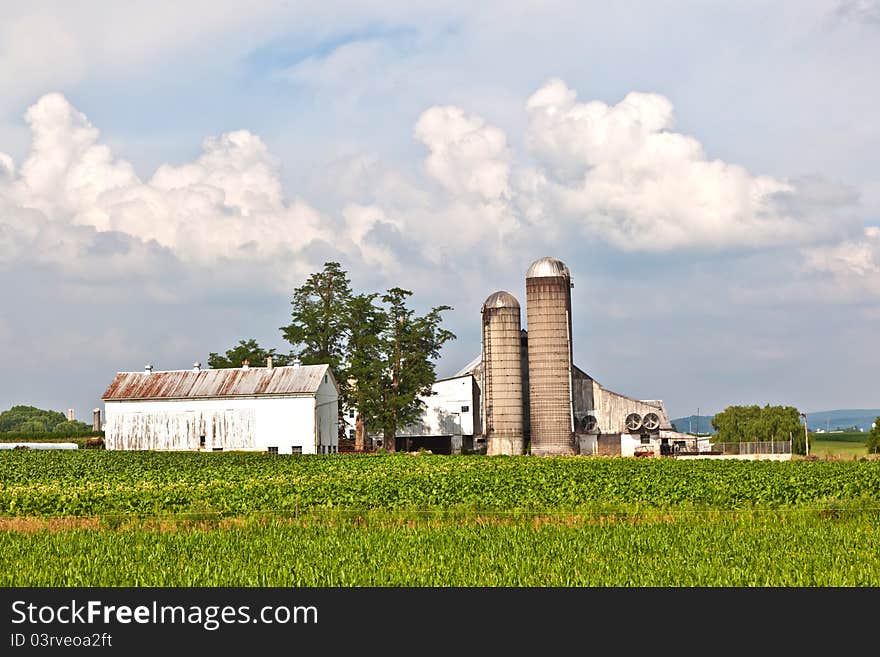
<box><xmin>481</xmin><ymin>291</ymin><xmax>525</xmax><ymax>456</ymax></box>
<box><xmin>525</xmin><ymin>256</ymin><xmax>576</xmax><ymax>456</ymax></box>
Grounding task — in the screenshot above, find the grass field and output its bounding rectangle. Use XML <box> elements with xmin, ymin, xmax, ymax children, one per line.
<box><xmin>2</xmin><ymin>451</ymin><xmax>879</xmax><ymax>586</ymax></box>
<box><xmin>2</xmin><ymin>508</ymin><xmax>879</xmax><ymax>586</ymax></box>
<box><xmin>810</xmin><ymin>439</ymin><xmax>868</xmax><ymax>459</ymax></box>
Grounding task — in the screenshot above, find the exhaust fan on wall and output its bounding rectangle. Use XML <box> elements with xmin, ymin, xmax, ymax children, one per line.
<box><xmin>643</xmin><ymin>412</ymin><xmax>660</xmax><ymax>431</ymax></box>
<box><xmin>581</xmin><ymin>414</ymin><xmax>598</xmax><ymax>433</ymax></box>
<box><xmin>625</xmin><ymin>413</ymin><xmax>643</xmax><ymax>432</ymax></box>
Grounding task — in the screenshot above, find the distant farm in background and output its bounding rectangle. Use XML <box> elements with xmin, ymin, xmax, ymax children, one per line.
<box><xmin>672</xmin><ymin>409</ymin><xmax>880</xmax><ymax>435</ymax></box>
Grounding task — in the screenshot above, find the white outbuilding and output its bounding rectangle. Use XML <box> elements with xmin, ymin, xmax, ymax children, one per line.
<box><xmin>101</xmin><ymin>362</ymin><xmax>339</xmax><ymax>454</ymax></box>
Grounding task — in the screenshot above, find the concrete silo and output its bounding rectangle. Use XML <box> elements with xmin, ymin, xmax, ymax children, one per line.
<box><xmin>481</xmin><ymin>291</ymin><xmax>525</xmax><ymax>455</ymax></box>
<box><xmin>525</xmin><ymin>257</ymin><xmax>576</xmax><ymax>456</ymax></box>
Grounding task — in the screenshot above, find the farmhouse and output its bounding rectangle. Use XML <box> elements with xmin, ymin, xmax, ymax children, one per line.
<box><xmin>101</xmin><ymin>361</ymin><xmax>338</xmax><ymax>454</ymax></box>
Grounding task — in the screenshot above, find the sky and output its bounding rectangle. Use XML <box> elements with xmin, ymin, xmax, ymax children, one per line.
<box><xmin>1</xmin><ymin>0</ymin><xmax>878</xmax><ymax>422</ymax></box>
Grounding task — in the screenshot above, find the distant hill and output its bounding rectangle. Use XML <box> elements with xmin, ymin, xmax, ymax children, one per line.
<box><xmin>670</xmin><ymin>415</ymin><xmax>716</xmax><ymax>434</ymax></box>
<box><xmin>802</xmin><ymin>409</ymin><xmax>880</xmax><ymax>433</ymax></box>
<box><xmin>671</xmin><ymin>409</ymin><xmax>880</xmax><ymax>434</ymax></box>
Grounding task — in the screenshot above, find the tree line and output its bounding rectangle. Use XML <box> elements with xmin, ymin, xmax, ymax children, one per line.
<box><xmin>208</xmin><ymin>262</ymin><xmax>455</xmax><ymax>452</ymax></box>
<box><xmin>710</xmin><ymin>404</ymin><xmax>805</xmax><ymax>455</ymax></box>
<box><xmin>710</xmin><ymin>406</ymin><xmax>880</xmax><ymax>456</ymax></box>
<box><xmin>0</xmin><ymin>405</ymin><xmax>94</xmax><ymax>436</ymax></box>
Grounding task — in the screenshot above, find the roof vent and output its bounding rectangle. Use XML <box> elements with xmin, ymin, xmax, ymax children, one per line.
<box><xmin>292</xmin><ymin>358</ymin><xmax>301</xmax><ymax>368</ymax></box>
<box><xmin>266</xmin><ymin>355</ymin><xmax>273</xmax><ymax>370</ymax></box>
<box><xmin>241</xmin><ymin>359</ymin><xmax>249</xmax><ymax>370</ymax></box>
<box><xmin>144</xmin><ymin>364</ymin><xmax>153</xmax><ymax>373</ymax></box>
<box><xmin>193</xmin><ymin>362</ymin><xmax>201</xmax><ymax>372</ymax></box>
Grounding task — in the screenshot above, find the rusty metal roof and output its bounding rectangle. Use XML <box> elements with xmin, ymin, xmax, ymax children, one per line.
<box><xmin>102</xmin><ymin>364</ymin><xmax>334</xmax><ymax>401</ymax></box>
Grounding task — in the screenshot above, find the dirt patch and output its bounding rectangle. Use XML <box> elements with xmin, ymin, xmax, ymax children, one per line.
<box><xmin>0</xmin><ymin>517</ymin><xmax>102</xmax><ymax>533</ymax></box>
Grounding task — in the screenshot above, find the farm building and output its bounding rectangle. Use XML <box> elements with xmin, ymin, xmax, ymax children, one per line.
<box><xmin>389</xmin><ymin>256</ymin><xmax>699</xmax><ymax>456</ymax></box>
<box><xmin>394</xmin><ymin>374</ymin><xmax>482</xmax><ymax>454</ymax></box>
<box><xmin>101</xmin><ymin>361</ymin><xmax>339</xmax><ymax>454</ymax></box>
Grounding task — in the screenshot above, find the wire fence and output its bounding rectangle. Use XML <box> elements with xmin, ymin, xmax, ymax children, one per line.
<box><xmin>711</xmin><ymin>441</ymin><xmax>792</xmax><ymax>455</ymax></box>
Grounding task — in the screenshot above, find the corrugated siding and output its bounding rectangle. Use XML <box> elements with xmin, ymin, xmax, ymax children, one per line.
<box><xmin>102</xmin><ymin>365</ymin><xmax>329</xmax><ymax>400</ymax></box>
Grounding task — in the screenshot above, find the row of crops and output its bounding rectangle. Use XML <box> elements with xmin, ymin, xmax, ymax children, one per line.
<box><xmin>3</xmin><ymin>510</ymin><xmax>879</xmax><ymax>586</ymax></box>
<box><xmin>2</xmin><ymin>450</ymin><xmax>880</xmax><ymax>515</ymax></box>
<box><xmin>3</xmin><ymin>451</ymin><xmax>879</xmax><ymax>586</ymax></box>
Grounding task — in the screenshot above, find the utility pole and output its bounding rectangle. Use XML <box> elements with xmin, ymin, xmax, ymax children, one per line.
<box><xmin>799</xmin><ymin>413</ymin><xmax>809</xmax><ymax>457</ymax></box>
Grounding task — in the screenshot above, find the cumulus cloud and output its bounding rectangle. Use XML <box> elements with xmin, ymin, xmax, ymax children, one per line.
<box><xmin>0</xmin><ymin>93</ymin><xmax>349</xmax><ymax>285</ymax></box>
<box><xmin>0</xmin><ymin>80</ymin><xmax>871</xmax><ymax>303</ymax></box>
<box><xmin>414</xmin><ymin>105</ymin><xmax>511</xmax><ymax>201</ymax></box>
<box><xmin>518</xmin><ymin>78</ymin><xmax>859</xmax><ymax>252</ymax></box>
<box><xmin>803</xmin><ymin>226</ymin><xmax>880</xmax><ymax>277</ymax></box>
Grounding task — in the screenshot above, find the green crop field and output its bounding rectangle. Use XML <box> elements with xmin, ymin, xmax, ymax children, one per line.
<box><xmin>2</xmin><ymin>509</ymin><xmax>879</xmax><ymax>586</ymax></box>
<box><xmin>810</xmin><ymin>439</ymin><xmax>868</xmax><ymax>459</ymax></box>
<box><xmin>2</xmin><ymin>451</ymin><xmax>879</xmax><ymax>586</ymax></box>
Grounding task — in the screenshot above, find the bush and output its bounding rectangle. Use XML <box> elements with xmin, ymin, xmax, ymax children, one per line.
<box><xmin>867</xmin><ymin>417</ymin><xmax>880</xmax><ymax>455</ymax></box>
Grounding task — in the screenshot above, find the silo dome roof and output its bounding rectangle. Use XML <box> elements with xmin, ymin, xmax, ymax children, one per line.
<box><xmin>482</xmin><ymin>290</ymin><xmax>520</xmax><ymax>310</ymax></box>
<box><xmin>526</xmin><ymin>256</ymin><xmax>570</xmax><ymax>279</ymax></box>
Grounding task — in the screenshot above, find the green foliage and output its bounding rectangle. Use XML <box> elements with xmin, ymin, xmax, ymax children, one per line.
<box><xmin>279</xmin><ymin>263</ymin><xmax>455</xmax><ymax>448</ymax></box>
<box><xmin>711</xmin><ymin>404</ymin><xmax>804</xmax><ymax>452</ymax></box>
<box><xmin>868</xmin><ymin>417</ymin><xmax>880</xmax><ymax>455</ymax></box>
<box><xmin>344</xmin><ymin>293</ymin><xmax>386</xmax><ymax>446</ymax></box>
<box><xmin>0</xmin><ymin>405</ymin><xmax>67</xmax><ymax>433</ymax></box>
<box><xmin>0</xmin><ymin>405</ymin><xmax>93</xmax><ymax>435</ymax></box>
<box><xmin>207</xmin><ymin>338</ymin><xmax>291</xmax><ymax>369</ymax></box>
<box><xmin>0</xmin><ymin>431</ymin><xmax>102</xmax><ymax>444</ymax></box>
<box><xmin>1</xmin><ymin>452</ymin><xmax>879</xmax><ymax>517</ymax></box>
<box><xmin>2</xmin><ymin>453</ymin><xmax>880</xmax><ymax>586</ymax></box>
<box><xmin>280</xmin><ymin>261</ymin><xmax>352</xmax><ymax>380</ymax></box>
<box><xmin>375</xmin><ymin>287</ymin><xmax>455</xmax><ymax>450</ymax></box>
<box><xmin>3</xmin><ymin>509</ymin><xmax>880</xmax><ymax>586</ymax></box>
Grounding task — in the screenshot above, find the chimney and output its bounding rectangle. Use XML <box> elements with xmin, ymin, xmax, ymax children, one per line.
<box><xmin>266</xmin><ymin>355</ymin><xmax>273</xmax><ymax>370</ymax></box>
<box><xmin>66</xmin><ymin>408</ymin><xmax>75</xmax><ymax>422</ymax></box>
<box><xmin>241</xmin><ymin>359</ymin><xmax>249</xmax><ymax>370</ymax></box>
<box><xmin>92</xmin><ymin>408</ymin><xmax>101</xmax><ymax>431</ymax></box>
<box><xmin>193</xmin><ymin>361</ymin><xmax>201</xmax><ymax>372</ymax></box>
<box><xmin>145</xmin><ymin>364</ymin><xmax>153</xmax><ymax>373</ymax></box>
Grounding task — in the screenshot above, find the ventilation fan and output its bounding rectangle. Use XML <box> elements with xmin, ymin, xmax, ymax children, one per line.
<box><xmin>625</xmin><ymin>413</ymin><xmax>643</xmax><ymax>432</ymax></box>
<box><xmin>643</xmin><ymin>412</ymin><xmax>660</xmax><ymax>431</ymax></box>
<box><xmin>583</xmin><ymin>414</ymin><xmax>598</xmax><ymax>433</ymax></box>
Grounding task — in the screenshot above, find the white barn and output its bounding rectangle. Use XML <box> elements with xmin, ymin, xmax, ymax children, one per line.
<box><xmin>102</xmin><ymin>363</ymin><xmax>339</xmax><ymax>454</ymax></box>
<box><xmin>395</xmin><ymin>374</ymin><xmax>482</xmax><ymax>454</ymax></box>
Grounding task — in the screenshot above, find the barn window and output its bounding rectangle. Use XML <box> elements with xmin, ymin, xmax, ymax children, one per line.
<box><xmin>349</xmin><ymin>408</ymin><xmax>355</xmax><ymax>418</ymax></box>
<box><xmin>267</xmin><ymin>446</ymin><xmax>278</xmax><ymax>455</ymax></box>
<box><xmin>324</xmin><ymin>374</ymin><xmax>328</xmax><ymax>383</ymax></box>
<box><xmin>199</xmin><ymin>435</ymin><xmax>206</xmax><ymax>448</ymax></box>
<box><xmin>291</xmin><ymin>446</ymin><xmax>302</xmax><ymax>454</ymax></box>
<box><xmin>349</xmin><ymin>429</ymin><xmax>355</xmax><ymax>439</ymax></box>
<box><xmin>640</xmin><ymin>435</ymin><xmax>651</xmax><ymax>445</ymax></box>
<box><xmin>212</xmin><ymin>447</ymin><xmax>223</xmax><ymax>452</ymax></box>
<box><xmin>461</xmin><ymin>405</ymin><xmax>469</xmax><ymax>413</ymax></box>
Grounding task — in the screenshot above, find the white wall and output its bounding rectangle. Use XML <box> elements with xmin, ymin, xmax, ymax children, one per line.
<box><xmin>105</xmin><ymin>395</ymin><xmax>330</xmax><ymax>454</ymax></box>
<box><xmin>315</xmin><ymin>374</ymin><xmax>339</xmax><ymax>453</ymax></box>
<box><xmin>398</xmin><ymin>375</ymin><xmax>477</xmax><ymax>437</ymax></box>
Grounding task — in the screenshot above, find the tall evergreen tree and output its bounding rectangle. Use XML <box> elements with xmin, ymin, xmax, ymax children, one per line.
<box><xmin>280</xmin><ymin>261</ymin><xmax>352</xmax><ymax>385</ymax></box>
<box><xmin>208</xmin><ymin>338</ymin><xmax>291</xmax><ymax>369</ymax></box>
